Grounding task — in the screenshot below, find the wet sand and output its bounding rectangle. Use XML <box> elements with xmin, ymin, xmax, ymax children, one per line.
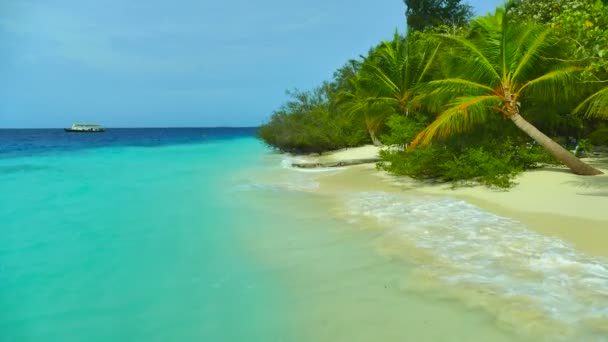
<box><xmin>309</xmin><ymin>163</ymin><xmax>608</xmax><ymax>339</ymax></box>
<box><xmin>235</xmin><ymin>147</ymin><xmax>608</xmax><ymax>341</ymax></box>
<box><xmin>235</xmin><ymin>183</ymin><xmax>520</xmax><ymax>342</ymax></box>
<box><xmin>304</xmin><ymin>145</ymin><xmax>608</xmax><ymax>257</ymax></box>
<box><xmin>411</xmin><ymin>165</ymin><xmax>608</xmax><ymax>258</ymax></box>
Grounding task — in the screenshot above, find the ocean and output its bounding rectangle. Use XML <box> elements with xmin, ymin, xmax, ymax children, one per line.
<box><xmin>1</xmin><ymin>128</ymin><xmax>607</xmax><ymax>341</ymax></box>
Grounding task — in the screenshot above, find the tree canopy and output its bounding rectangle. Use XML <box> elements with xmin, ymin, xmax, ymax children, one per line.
<box><xmin>258</xmin><ymin>2</ymin><xmax>608</xmax><ymax>187</ymax></box>
<box><xmin>403</xmin><ymin>0</ymin><xmax>474</xmax><ymax>31</ymax></box>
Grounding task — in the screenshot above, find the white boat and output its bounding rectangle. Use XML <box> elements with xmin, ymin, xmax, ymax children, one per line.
<box><xmin>64</xmin><ymin>123</ymin><xmax>105</xmax><ymax>132</ymax></box>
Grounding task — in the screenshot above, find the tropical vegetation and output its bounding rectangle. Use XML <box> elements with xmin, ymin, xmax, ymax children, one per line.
<box><xmin>258</xmin><ymin>0</ymin><xmax>608</xmax><ymax>187</ymax></box>
<box><xmin>403</xmin><ymin>0</ymin><xmax>473</xmax><ymax>32</ymax></box>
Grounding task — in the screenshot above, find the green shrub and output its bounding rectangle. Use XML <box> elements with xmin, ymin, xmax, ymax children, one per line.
<box><xmin>513</xmin><ymin>143</ymin><xmax>558</xmax><ymax>167</ymax></box>
<box><xmin>380</xmin><ymin>114</ymin><xmax>429</xmax><ymax>146</ymax></box>
<box><xmin>441</xmin><ymin>147</ymin><xmax>521</xmax><ymax>188</ymax></box>
<box><xmin>258</xmin><ymin>87</ymin><xmax>369</xmax><ymax>154</ymax></box>
<box><xmin>379</xmin><ymin>138</ymin><xmax>557</xmax><ymax>189</ymax></box>
<box><xmin>575</xmin><ymin>139</ymin><xmax>593</xmax><ymax>157</ymax></box>
<box><xmin>379</xmin><ymin>145</ymin><xmax>451</xmax><ymax>179</ymax></box>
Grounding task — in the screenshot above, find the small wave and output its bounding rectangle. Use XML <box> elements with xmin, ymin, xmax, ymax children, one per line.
<box><xmin>345</xmin><ymin>192</ymin><xmax>608</xmax><ymax>339</ymax></box>
<box><xmin>231</xmin><ymin>177</ymin><xmax>319</xmax><ymax>193</ymax></box>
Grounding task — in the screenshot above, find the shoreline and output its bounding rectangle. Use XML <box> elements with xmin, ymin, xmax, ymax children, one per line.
<box><xmin>296</xmin><ymin>145</ymin><xmax>608</xmax><ymax>258</ymax></box>
<box><xmin>233</xmin><ymin>141</ymin><xmax>608</xmax><ymax>340</ymax></box>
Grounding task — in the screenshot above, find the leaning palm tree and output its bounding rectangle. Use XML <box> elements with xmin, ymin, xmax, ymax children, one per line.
<box><xmin>339</xmin><ymin>32</ymin><xmax>440</xmax><ymax>146</ymax></box>
<box><xmin>411</xmin><ymin>8</ymin><xmax>603</xmax><ymax>175</ymax></box>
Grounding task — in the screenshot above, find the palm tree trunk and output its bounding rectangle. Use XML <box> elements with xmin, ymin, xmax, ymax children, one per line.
<box><xmin>369</xmin><ymin>129</ymin><xmax>382</xmax><ymax>146</ymax></box>
<box><xmin>510</xmin><ymin>113</ymin><xmax>603</xmax><ymax>175</ymax></box>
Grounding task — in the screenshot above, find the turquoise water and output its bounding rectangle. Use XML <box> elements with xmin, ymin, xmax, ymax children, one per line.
<box><xmin>1</xmin><ymin>134</ymin><xmax>290</xmax><ymax>341</ymax></box>
<box><xmin>3</xmin><ymin>130</ymin><xmax>608</xmax><ymax>341</ymax></box>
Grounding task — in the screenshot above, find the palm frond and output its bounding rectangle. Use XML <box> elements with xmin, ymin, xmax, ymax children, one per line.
<box><xmin>423</xmin><ymin>78</ymin><xmax>496</xmax><ymax>94</ymax></box>
<box><xmin>339</xmin><ymin>92</ymin><xmax>399</xmax><ymax>117</ymax></box>
<box><xmin>416</xmin><ymin>42</ymin><xmax>441</xmax><ymax>84</ymax></box>
<box><xmin>366</xmin><ymin>63</ymin><xmax>401</xmax><ymax>96</ymax></box>
<box><xmin>516</xmin><ymin>67</ymin><xmax>582</xmax><ymax>102</ymax></box>
<box><xmin>467</xmin><ymin>14</ymin><xmax>502</xmax><ymax>73</ymax></box>
<box><xmin>574</xmin><ymin>87</ymin><xmax>608</xmax><ymax>119</ymax></box>
<box><xmin>506</xmin><ymin>24</ymin><xmax>536</xmax><ymax>74</ymax></box>
<box><xmin>410</xmin><ymin>95</ymin><xmax>502</xmax><ymax>148</ymax></box>
<box><xmin>511</xmin><ymin>28</ymin><xmax>551</xmax><ymax>87</ymax></box>
<box><xmin>436</xmin><ymin>34</ymin><xmax>502</xmax><ymax>84</ymax></box>
<box><xmin>415</xmin><ymin>79</ymin><xmax>495</xmax><ymax>113</ymax></box>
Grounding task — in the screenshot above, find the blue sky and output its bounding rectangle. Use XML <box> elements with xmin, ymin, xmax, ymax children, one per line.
<box><xmin>1</xmin><ymin>0</ymin><xmax>503</xmax><ymax>128</ymax></box>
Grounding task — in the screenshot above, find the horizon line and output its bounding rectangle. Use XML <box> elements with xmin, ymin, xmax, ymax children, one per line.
<box><xmin>0</xmin><ymin>126</ymin><xmax>260</xmax><ymax>130</ymax></box>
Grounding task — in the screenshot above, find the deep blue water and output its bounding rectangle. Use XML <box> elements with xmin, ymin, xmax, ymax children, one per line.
<box><xmin>0</xmin><ymin>127</ymin><xmax>257</xmax><ymax>159</ymax></box>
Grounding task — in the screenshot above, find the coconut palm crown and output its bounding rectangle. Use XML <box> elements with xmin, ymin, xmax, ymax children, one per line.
<box><xmin>411</xmin><ymin>8</ymin><xmax>603</xmax><ymax>175</ymax></box>
<box><xmin>338</xmin><ymin>32</ymin><xmax>440</xmax><ymax>145</ymax></box>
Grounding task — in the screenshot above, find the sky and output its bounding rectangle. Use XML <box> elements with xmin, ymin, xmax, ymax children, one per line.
<box><xmin>0</xmin><ymin>0</ymin><xmax>503</xmax><ymax>128</ymax></box>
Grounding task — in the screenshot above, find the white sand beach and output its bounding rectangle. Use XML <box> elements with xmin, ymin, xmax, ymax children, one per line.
<box><xmin>239</xmin><ymin>144</ymin><xmax>608</xmax><ymax>340</ymax></box>
<box><xmin>300</xmin><ymin>145</ymin><xmax>608</xmax><ymax>257</ymax></box>
<box><xmin>310</xmin><ymin>145</ymin><xmax>382</xmax><ymax>162</ymax></box>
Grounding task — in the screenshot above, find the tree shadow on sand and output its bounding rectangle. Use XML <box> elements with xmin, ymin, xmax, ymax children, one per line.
<box><xmin>563</xmin><ymin>156</ymin><xmax>608</xmax><ymax>197</ymax></box>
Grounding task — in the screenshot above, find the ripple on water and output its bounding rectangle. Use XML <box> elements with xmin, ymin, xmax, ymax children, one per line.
<box><xmin>345</xmin><ymin>192</ymin><xmax>608</xmax><ymax>340</ymax></box>
<box><xmin>232</xmin><ymin>176</ymin><xmax>320</xmax><ymax>193</ymax></box>
<box><xmin>0</xmin><ymin>164</ymin><xmax>50</xmax><ymax>175</ymax></box>
<box><xmin>232</xmin><ymin>159</ymin><xmax>337</xmax><ymax>193</ymax></box>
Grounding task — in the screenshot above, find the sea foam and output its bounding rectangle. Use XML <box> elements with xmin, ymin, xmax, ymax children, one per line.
<box><xmin>345</xmin><ymin>191</ymin><xmax>608</xmax><ymax>339</ymax></box>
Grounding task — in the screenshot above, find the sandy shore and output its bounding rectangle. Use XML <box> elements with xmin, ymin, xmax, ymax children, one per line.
<box><xmin>302</xmin><ymin>145</ymin><xmax>608</xmax><ymax>257</ymax></box>
<box><xmin>309</xmin><ymin>145</ymin><xmax>381</xmax><ymax>162</ymax></box>
<box><xmin>418</xmin><ymin>166</ymin><xmax>608</xmax><ymax>257</ymax></box>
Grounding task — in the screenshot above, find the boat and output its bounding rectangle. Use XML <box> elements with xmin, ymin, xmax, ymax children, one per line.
<box><xmin>64</xmin><ymin>123</ymin><xmax>106</xmax><ymax>132</ymax></box>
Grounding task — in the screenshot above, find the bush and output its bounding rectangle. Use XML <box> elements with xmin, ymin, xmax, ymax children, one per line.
<box><xmin>380</xmin><ymin>114</ymin><xmax>429</xmax><ymax>147</ymax></box>
<box><xmin>441</xmin><ymin>147</ymin><xmax>521</xmax><ymax>188</ymax></box>
<box><xmin>379</xmin><ymin>145</ymin><xmax>451</xmax><ymax>179</ymax></box>
<box><xmin>258</xmin><ymin>87</ymin><xmax>369</xmax><ymax>154</ymax></box>
<box><xmin>575</xmin><ymin>139</ymin><xmax>593</xmax><ymax>157</ymax></box>
<box><xmin>379</xmin><ymin>138</ymin><xmax>557</xmax><ymax>188</ymax></box>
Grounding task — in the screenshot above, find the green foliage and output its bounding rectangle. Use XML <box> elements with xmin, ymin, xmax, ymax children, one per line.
<box><xmin>576</xmin><ymin>87</ymin><xmax>608</xmax><ymax>119</ymax></box>
<box><xmin>588</xmin><ymin>126</ymin><xmax>608</xmax><ymax>145</ymax></box>
<box><xmin>508</xmin><ymin>0</ymin><xmax>608</xmax><ymax>140</ymax></box>
<box><xmin>404</xmin><ymin>0</ymin><xmax>474</xmax><ymax>32</ymax></box>
<box><xmin>379</xmin><ymin>138</ymin><xmax>556</xmax><ymax>188</ymax></box>
<box><xmin>260</xmin><ymin>1</ymin><xmax>606</xmax><ymax>182</ymax></box>
<box><xmin>509</xmin><ymin>0</ymin><xmax>608</xmax><ymax>73</ymax></box>
<box><xmin>337</xmin><ymin>32</ymin><xmax>441</xmax><ymax>144</ymax></box>
<box><xmin>405</xmin><ymin>8</ymin><xmax>608</xmax><ymax>177</ymax></box>
<box><xmin>575</xmin><ymin>138</ymin><xmax>593</xmax><ymax>156</ymax></box>
<box><xmin>258</xmin><ymin>87</ymin><xmax>368</xmax><ymax>153</ymax></box>
<box><xmin>441</xmin><ymin>148</ymin><xmax>521</xmax><ymax>188</ymax></box>
<box><xmin>379</xmin><ymin>145</ymin><xmax>451</xmax><ymax>180</ymax></box>
<box><xmin>380</xmin><ymin>114</ymin><xmax>429</xmax><ymax>146</ymax></box>
<box><xmin>510</xmin><ymin>0</ymin><xmax>608</xmax><ymax>122</ymax></box>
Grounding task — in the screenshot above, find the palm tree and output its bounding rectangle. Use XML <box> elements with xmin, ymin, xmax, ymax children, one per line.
<box><xmin>411</xmin><ymin>8</ymin><xmax>603</xmax><ymax>175</ymax></box>
<box><xmin>339</xmin><ymin>32</ymin><xmax>440</xmax><ymax>146</ymax></box>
